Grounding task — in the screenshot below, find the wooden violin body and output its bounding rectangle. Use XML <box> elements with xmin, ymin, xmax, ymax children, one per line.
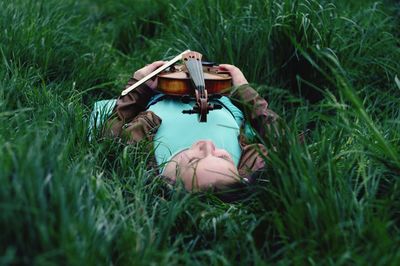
<box><xmin>156</xmin><ymin>64</ymin><xmax>232</xmax><ymax>96</ymax></box>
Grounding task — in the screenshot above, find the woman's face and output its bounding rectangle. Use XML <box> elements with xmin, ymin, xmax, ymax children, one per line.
<box><xmin>162</xmin><ymin>140</ymin><xmax>239</xmax><ymax>191</ymax></box>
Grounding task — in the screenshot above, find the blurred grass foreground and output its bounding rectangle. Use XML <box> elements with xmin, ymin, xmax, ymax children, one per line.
<box><xmin>1</xmin><ymin>0</ymin><xmax>400</xmax><ymax>265</ymax></box>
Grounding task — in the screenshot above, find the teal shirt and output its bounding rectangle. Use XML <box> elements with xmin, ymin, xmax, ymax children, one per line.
<box><xmin>147</xmin><ymin>96</ymin><xmax>244</xmax><ymax>167</ymax></box>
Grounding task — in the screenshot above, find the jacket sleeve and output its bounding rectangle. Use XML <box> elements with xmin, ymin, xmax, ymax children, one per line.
<box><xmin>103</xmin><ymin>76</ymin><xmax>161</xmax><ymax>140</ymax></box>
<box><xmin>231</xmin><ymin>84</ymin><xmax>279</xmax><ymax>180</ymax></box>
<box><xmin>237</xmin><ymin>143</ymin><xmax>268</xmax><ymax>183</ymax></box>
<box><xmin>230</xmin><ymin>84</ymin><xmax>280</xmax><ymax>139</ymax></box>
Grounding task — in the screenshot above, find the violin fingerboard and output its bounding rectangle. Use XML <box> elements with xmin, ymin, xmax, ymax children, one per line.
<box><xmin>183</xmin><ymin>52</ymin><xmax>205</xmax><ymax>92</ymax></box>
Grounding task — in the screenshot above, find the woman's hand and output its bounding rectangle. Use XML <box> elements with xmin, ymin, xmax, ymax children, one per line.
<box><xmin>133</xmin><ymin>61</ymin><xmax>166</xmax><ymax>90</ymax></box>
<box><xmin>218</xmin><ymin>64</ymin><xmax>248</xmax><ymax>86</ymax></box>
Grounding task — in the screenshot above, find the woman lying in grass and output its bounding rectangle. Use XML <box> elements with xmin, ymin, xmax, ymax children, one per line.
<box><xmin>104</xmin><ymin>61</ymin><xmax>279</xmax><ymax>192</ymax></box>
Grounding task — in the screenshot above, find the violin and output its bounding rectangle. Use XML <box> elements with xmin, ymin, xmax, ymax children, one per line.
<box><xmin>157</xmin><ymin>63</ymin><xmax>232</xmax><ymax>95</ymax></box>
<box><xmin>121</xmin><ymin>50</ymin><xmax>232</xmax><ymax>122</ymax></box>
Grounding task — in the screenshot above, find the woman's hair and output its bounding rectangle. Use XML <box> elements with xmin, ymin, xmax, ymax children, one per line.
<box><xmin>212</xmin><ymin>169</ymin><xmax>265</xmax><ymax>202</ymax></box>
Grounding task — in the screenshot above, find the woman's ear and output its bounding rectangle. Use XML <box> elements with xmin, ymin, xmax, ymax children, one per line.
<box><xmin>162</xmin><ymin>161</ymin><xmax>179</xmax><ymax>181</ymax></box>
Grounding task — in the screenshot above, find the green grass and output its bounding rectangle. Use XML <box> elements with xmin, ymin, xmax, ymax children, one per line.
<box><xmin>1</xmin><ymin>0</ymin><xmax>400</xmax><ymax>265</ymax></box>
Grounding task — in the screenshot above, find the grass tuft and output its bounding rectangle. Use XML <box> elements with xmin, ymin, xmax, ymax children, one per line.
<box><xmin>1</xmin><ymin>0</ymin><xmax>399</xmax><ymax>264</ymax></box>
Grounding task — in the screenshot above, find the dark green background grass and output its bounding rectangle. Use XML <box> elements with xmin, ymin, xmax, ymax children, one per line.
<box><xmin>1</xmin><ymin>0</ymin><xmax>399</xmax><ymax>265</ymax></box>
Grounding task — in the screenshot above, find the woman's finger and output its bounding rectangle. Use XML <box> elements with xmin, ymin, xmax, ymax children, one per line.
<box><xmin>218</xmin><ymin>64</ymin><xmax>248</xmax><ymax>86</ymax></box>
<box><xmin>147</xmin><ymin>61</ymin><xmax>166</xmax><ymax>71</ymax></box>
<box><xmin>218</xmin><ymin>64</ymin><xmax>236</xmax><ymax>71</ymax></box>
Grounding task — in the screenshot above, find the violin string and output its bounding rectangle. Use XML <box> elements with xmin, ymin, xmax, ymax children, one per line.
<box><xmin>199</xmin><ymin>56</ymin><xmax>205</xmax><ymax>94</ymax></box>
<box><xmin>196</xmin><ymin>54</ymin><xmax>205</xmax><ymax>95</ymax></box>
<box><xmin>195</xmin><ymin>55</ymin><xmax>203</xmax><ymax>95</ymax></box>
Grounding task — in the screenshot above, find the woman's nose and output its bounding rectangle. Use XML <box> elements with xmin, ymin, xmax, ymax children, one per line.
<box><xmin>194</xmin><ymin>140</ymin><xmax>216</xmax><ymax>155</ymax></box>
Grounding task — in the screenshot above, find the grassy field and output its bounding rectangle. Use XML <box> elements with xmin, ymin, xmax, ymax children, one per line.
<box><xmin>1</xmin><ymin>0</ymin><xmax>400</xmax><ymax>265</ymax></box>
